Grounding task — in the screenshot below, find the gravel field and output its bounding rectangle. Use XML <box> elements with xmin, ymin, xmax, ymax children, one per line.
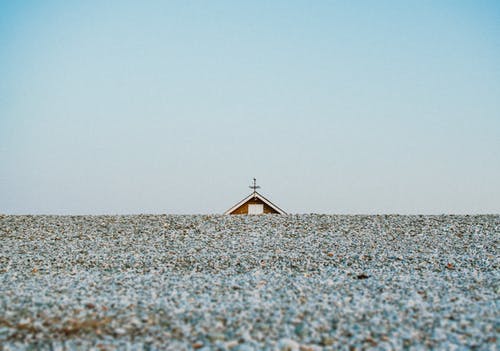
<box><xmin>0</xmin><ymin>214</ymin><xmax>498</xmax><ymax>350</ymax></box>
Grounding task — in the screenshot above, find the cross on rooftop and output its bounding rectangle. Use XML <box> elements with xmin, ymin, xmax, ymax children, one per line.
<box><xmin>249</xmin><ymin>178</ymin><xmax>261</xmax><ymax>193</ymax></box>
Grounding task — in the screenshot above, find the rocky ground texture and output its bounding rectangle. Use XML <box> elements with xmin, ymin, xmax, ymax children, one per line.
<box><xmin>0</xmin><ymin>214</ymin><xmax>498</xmax><ymax>350</ymax></box>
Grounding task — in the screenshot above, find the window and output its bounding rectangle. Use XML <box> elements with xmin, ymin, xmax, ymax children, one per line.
<box><xmin>248</xmin><ymin>204</ymin><xmax>264</xmax><ymax>214</ymax></box>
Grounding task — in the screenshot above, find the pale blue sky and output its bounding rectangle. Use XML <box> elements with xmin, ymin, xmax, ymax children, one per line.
<box><xmin>1</xmin><ymin>1</ymin><xmax>499</xmax><ymax>214</ymax></box>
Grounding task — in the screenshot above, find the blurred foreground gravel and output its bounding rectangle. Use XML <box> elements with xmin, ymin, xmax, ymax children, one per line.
<box><xmin>0</xmin><ymin>214</ymin><xmax>498</xmax><ymax>350</ymax></box>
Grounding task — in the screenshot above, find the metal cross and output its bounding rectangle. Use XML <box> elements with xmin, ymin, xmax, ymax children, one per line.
<box><xmin>249</xmin><ymin>178</ymin><xmax>261</xmax><ymax>193</ymax></box>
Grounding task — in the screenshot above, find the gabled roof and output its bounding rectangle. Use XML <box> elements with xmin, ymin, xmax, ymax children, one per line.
<box><xmin>224</xmin><ymin>191</ymin><xmax>287</xmax><ymax>215</ymax></box>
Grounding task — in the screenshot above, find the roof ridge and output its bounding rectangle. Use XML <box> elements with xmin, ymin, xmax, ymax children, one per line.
<box><xmin>224</xmin><ymin>191</ymin><xmax>286</xmax><ymax>215</ymax></box>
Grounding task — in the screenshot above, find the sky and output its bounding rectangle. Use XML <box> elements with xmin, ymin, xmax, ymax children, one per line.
<box><xmin>1</xmin><ymin>1</ymin><xmax>499</xmax><ymax>214</ymax></box>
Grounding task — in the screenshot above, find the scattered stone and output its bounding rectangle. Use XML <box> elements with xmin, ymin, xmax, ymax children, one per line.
<box><xmin>192</xmin><ymin>341</ymin><xmax>204</xmax><ymax>349</ymax></box>
<box><xmin>277</xmin><ymin>338</ymin><xmax>300</xmax><ymax>351</ymax></box>
<box><xmin>0</xmin><ymin>214</ymin><xmax>498</xmax><ymax>349</ymax></box>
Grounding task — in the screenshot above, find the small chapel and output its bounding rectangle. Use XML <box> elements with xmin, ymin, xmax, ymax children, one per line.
<box><xmin>224</xmin><ymin>178</ymin><xmax>286</xmax><ymax>215</ymax></box>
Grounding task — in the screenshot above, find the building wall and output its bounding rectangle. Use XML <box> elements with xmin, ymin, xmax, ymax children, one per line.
<box><xmin>229</xmin><ymin>198</ymin><xmax>280</xmax><ymax>214</ymax></box>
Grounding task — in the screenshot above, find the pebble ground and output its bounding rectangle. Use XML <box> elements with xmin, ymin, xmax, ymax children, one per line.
<box><xmin>0</xmin><ymin>214</ymin><xmax>498</xmax><ymax>350</ymax></box>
